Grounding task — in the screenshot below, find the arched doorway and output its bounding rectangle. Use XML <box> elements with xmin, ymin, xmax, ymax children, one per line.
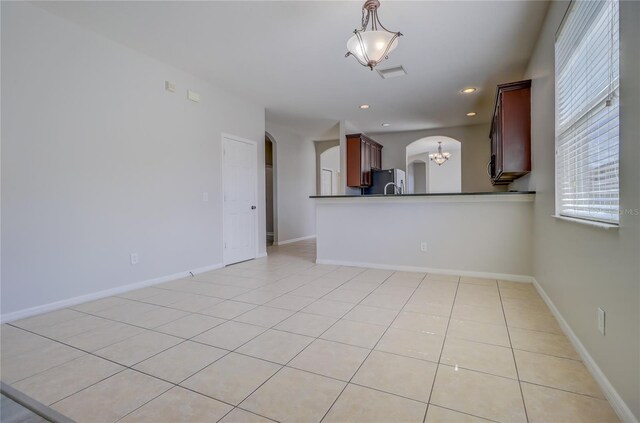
<box><xmin>406</xmin><ymin>136</ymin><xmax>462</xmax><ymax>193</ymax></box>
<box><xmin>265</xmin><ymin>132</ymin><xmax>278</xmax><ymax>246</ymax></box>
<box><xmin>319</xmin><ymin>145</ymin><xmax>340</xmax><ymax>195</ymax></box>
<box><xmin>314</xmin><ymin>140</ymin><xmax>342</xmax><ymax>196</ymax></box>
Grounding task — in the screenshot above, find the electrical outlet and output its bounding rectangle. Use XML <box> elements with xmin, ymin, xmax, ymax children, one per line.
<box><xmin>130</xmin><ymin>253</ymin><xmax>139</xmax><ymax>265</ymax></box>
<box><xmin>420</xmin><ymin>241</ymin><xmax>427</xmax><ymax>252</ymax></box>
<box><xmin>597</xmin><ymin>307</ymin><xmax>606</xmax><ymax>335</ymax></box>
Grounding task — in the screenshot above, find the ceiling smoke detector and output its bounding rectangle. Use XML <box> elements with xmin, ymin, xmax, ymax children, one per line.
<box><xmin>376</xmin><ymin>65</ymin><xmax>407</xmax><ymax>79</ymax></box>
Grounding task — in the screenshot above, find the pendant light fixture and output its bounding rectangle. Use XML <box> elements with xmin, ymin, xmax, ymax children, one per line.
<box><xmin>345</xmin><ymin>0</ymin><xmax>402</xmax><ymax>70</ymax></box>
<box><xmin>429</xmin><ymin>142</ymin><xmax>451</xmax><ymax>166</ymax></box>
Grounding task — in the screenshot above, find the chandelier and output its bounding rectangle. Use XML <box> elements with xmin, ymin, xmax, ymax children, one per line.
<box><xmin>345</xmin><ymin>0</ymin><xmax>402</xmax><ymax>70</ymax></box>
<box><xmin>429</xmin><ymin>142</ymin><xmax>451</xmax><ymax>166</ymax></box>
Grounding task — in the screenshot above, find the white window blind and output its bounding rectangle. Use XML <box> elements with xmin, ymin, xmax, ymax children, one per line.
<box><xmin>555</xmin><ymin>0</ymin><xmax>620</xmax><ymax>224</ymax></box>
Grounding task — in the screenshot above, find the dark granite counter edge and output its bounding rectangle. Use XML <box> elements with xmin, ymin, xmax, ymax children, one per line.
<box><xmin>310</xmin><ymin>191</ymin><xmax>536</xmax><ymax>199</ymax></box>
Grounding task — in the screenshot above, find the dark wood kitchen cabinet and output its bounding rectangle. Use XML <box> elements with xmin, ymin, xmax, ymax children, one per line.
<box><xmin>489</xmin><ymin>80</ymin><xmax>531</xmax><ymax>185</ymax></box>
<box><xmin>347</xmin><ymin>133</ymin><xmax>383</xmax><ymax>188</ymax></box>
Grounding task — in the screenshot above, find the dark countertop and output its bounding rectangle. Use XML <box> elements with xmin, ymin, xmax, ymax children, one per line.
<box><xmin>310</xmin><ymin>191</ymin><xmax>536</xmax><ymax>199</ymax></box>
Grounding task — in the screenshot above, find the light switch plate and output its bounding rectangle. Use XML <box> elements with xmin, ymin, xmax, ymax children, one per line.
<box><xmin>597</xmin><ymin>307</ymin><xmax>606</xmax><ymax>335</ymax></box>
<box><xmin>187</xmin><ymin>90</ymin><xmax>200</xmax><ymax>102</ymax></box>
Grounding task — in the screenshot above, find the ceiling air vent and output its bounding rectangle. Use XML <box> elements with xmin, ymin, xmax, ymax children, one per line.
<box><xmin>376</xmin><ymin>65</ymin><xmax>407</xmax><ymax>79</ymax></box>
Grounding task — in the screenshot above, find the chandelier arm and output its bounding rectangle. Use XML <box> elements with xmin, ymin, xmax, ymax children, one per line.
<box><xmin>354</xmin><ymin>30</ymin><xmax>372</xmax><ymax>66</ymax></box>
<box><xmin>345</xmin><ymin>50</ymin><xmax>373</xmax><ymax>68</ymax></box>
<box><xmin>376</xmin><ymin>13</ymin><xmax>402</xmax><ymax>36</ymax></box>
<box><xmin>377</xmin><ymin>32</ymin><xmax>400</xmax><ymax>61</ymax></box>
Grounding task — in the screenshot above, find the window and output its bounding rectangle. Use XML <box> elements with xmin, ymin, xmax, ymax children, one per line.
<box><xmin>555</xmin><ymin>0</ymin><xmax>620</xmax><ymax>225</ymax></box>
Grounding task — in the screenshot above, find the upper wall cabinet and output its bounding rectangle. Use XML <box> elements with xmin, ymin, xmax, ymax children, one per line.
<box><xmin>346</xmin><ymin>134</ymin><xmax>383</xmax><ymax>188</ymax></box>
<box><xmin>489</xmin><ymin>80</ymin><xmax>532</xmax><ymax>185</ymax></box>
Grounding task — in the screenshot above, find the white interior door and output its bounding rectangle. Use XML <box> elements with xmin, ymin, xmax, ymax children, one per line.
<box><xmin>223</xmin><ymin>135</ymin><xmax>257</xmax><ymax>265</ymax></box>
<box><xmin>321</xmin><ymin>168</ymin><xmax>333</xmax><ymax>195</ymax></box>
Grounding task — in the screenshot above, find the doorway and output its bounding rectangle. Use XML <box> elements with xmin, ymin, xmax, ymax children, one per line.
<box><xmin>222</xmin><ymin>134</ymin><xmax>258</xmax><ymax>265</ymax></box>
<box><xmin>321</xmin><ymin>168</ymin><xmax>334</xmax><ymax>195</ymax></box>
<box><xmin>265</xmin><ymin>133</ymin><xmax>278</xmax><ymax>246</ymax></box>
<box><xmin>317</xmin><ymin>144</ymin><xmax>341</xmax><ymax>195</ymax></box>
<box><xmin>405</xmin><ymin>136</ymin><xmax>462</xmax><ymax>193</ymax></box>
<box><xmin>265</xmin><ymin>134</ymin><xmax>275</xmax><ymax>246</ymax></box>
<box><xmin>407</xmin><ymin>160</ymin><xmax>428</xmax><ymax>194</ymax></box>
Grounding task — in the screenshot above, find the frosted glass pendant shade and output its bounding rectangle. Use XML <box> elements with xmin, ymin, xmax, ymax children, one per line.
<box><xmin>345</xmin><ymin>0</ymin><xmax>402</xmax><ymax>70</ymax></box>
<box><xmin>347</xmin><ymin>30</ymin><xmax>399</xmax><ymax>68</ymax></box>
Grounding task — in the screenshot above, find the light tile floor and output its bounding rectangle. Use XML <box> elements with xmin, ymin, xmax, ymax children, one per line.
<box><xmin>1</xmin><ymin>240</ymin><xmax>620</xmax><ymax>422</ymax></box>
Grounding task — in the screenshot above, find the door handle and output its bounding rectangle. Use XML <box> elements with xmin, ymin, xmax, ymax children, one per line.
<box><xmin>251</xmin><ymin>205</ymin><xmax>257</xmax><ymax>210</ymax></box>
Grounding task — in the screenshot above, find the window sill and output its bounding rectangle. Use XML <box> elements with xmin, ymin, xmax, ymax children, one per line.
<box><xmin>552</xmin><ymin>215</ymin><xmax>619</xmax><ymax>230</ymax></box>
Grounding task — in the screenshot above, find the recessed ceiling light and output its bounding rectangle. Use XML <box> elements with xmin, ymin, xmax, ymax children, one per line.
<box><xmin>466</xmin><ymin>112</ymin><xmax>477</xmax><ymax>117</ymax></box>
<box><xmin>461</xmin><ymin>87</ymin><xmax>477</xmax><ymax>94</ymax></box>
<box><xmin>360</xmin><ymin>104</ymin><xmax>370</xmax><ymax>109</ymax></box>
<box><xmin>381</xmin><ymin>123</ymin><xmax>391</xmax><ymax>127</ymax></box>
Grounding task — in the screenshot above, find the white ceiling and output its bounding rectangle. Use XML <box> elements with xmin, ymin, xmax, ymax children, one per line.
<box><xmin>35</xmin><ymin>1</ymin><xmax>549</xmax><ymax>136</ymax></box>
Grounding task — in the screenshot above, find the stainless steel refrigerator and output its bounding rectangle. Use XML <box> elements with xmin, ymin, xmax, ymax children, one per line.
<box><xmin>364</xmin><ymin>169</ymin><xmax>406</xmax><ymax>195</ymax></box>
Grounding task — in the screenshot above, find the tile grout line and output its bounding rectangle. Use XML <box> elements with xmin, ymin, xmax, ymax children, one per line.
<box><xmin>220</xmin><ymin>269</ymin><xmax>390</xmax><ymax>420</ymax></box>
<box><xmin>3</xmin><ymin>263</ymin><xmax>366</xmax><ymax>389</ymax></box>
<box><xmin>422</xmin><ymin>275</ymin><xmax>461</xmax><ymax>423</ymax></box>
<box><xmin>53</xmin><ymin>249</ymin><xmax>335</xmax><ymax>423</ymax></box>
<box><xmin>12</xmin><ymin>281</ymin><xmax>541</xmax><ymax>423</ymax></box>
<box><xmin>497</xmin><ymin>283</ymin><xmax>530</xmax><ymax>423</ymax></box>
<box><xmin>427</xmin><ymin>404</ymin><xmax>503</xmax><ymax>423</ymax></box>
<box><xmin>4</xmin><ymin>254</ymin><xmax>597</xmax><ymax>422</ymax></box>
<box><xmin>8</xmin><ymin>326</ymin><xmax>200</xmax><ymax>411</ymax></box>
<box><xmin>4</xmin><ymin>270</ymin><xmax>433</xmax><ymax>415</ymax></box>
<box><xmin>2</xmin><ymin>255</ymin><xmax>330</xmax><ymax>407</ymax></box>
<box><xmin>5</xmin><ymin>271</ymin><xmax>596</xmax><ymax>420</ymax></box>
<box><xmin>318</xmin><ymin>271</ymin><xmax>424</xmax><ymax>423</ymax></box>
<box><xmin>169</xmin><ymin>263</ymin><xmax>374</xmax><ymax>422</ymax></box>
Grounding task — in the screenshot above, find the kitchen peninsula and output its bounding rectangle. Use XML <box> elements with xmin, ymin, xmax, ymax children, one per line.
<box><xmin>311</xmin><ymin>191</ymin><xmax>535</xmax><ymax>281</ymax></box>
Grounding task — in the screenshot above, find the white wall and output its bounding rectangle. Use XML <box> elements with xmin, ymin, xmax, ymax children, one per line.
<box><xmin>316</xmin><ymin>195</ymin><xmax>533</xmax><ymax>278</ymax></box>
<box><xmin>1</xmin><ymin>3</ymin><xmax>266</xmax><ymax>319</ymax></box>
<box><xmin>429</xmin><ymin>154</ymin><xmax>462</xmax><ymax>194</ymax></box>
<box><xmin>320</xmin><ymin>146</ymin><xmax>340</xmax><ymax>195</ymax></box>
<box><xmin>407</xmin><ymin>150</ymin><xmax>462</xmax><ymax>194</ymax></box>
<box><xmin>265</xmin><ymin>123</ymin><xmax>316</xmax><ymax>243</ymax></box>
<box><xmin>369</xmin><ymin>124</ymin><xmax>504</xmax><ymax>193</ymax></box>
<box><xmin>408</xmin><ymin>161</ymin><xmax>427</xmax><ymax>194</ymax></box>
<box><xmin>321</xmin><ymin>146</ymin><xmax>340</xmax><ymax>173</ymax></box>
<box><xmin>510</xmin><ymin>1</ymin><xmax>640</xmax><ymax>420</ymax></box>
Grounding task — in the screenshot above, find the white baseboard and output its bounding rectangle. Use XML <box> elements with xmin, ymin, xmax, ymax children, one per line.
<box><xmin>256</xmin><ymin>252</ymin><xmax>268</xmax><ymax>258</ymax></box>
<box><xmin>274</xmin><ymin>235</ymin><xmax>316</xmax><ymax>246</ymax></box>
<box><xmin>532</xmin><ymin>278</ymin><xmax>638</xmax><ymax>423</ymax></box>
<box><xmin>315</xmin><ymin>258</ymin><xmax>533</xmax><ymax>283</ymax></box>
<box><xmin>0</xmin><ymin>262</ymin><xmax>224</xmax><ymax>324</ymax></box>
